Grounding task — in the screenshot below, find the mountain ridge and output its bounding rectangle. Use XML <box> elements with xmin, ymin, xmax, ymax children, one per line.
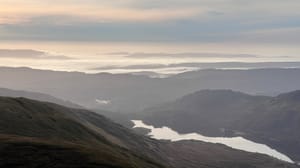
<box><xmin>3</xmin><ymin>67</ymin><xmax>300</xmax><ymax>112</ymax></box>
<box><xmin>0</xmin><ymin>96</ymin><xmax>297</xmax><ymax>168</ymax></box>
<box><xmin>141</xmin><ymin>89</ymin><xmax>300</xmax><ymax>163</ymax></box>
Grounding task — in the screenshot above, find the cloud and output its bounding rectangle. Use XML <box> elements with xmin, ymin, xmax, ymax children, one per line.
<box><xmin>95</xmin><ymin>99</ymin><xmax>111</xmax><ymax>105</ymax></box>
<box><xmin>0</xmin><ymin>49</ymin><xmax>73</xmax><ymax>60</ymax></box>
<box><xmin>92</xmin><ymin>64</ymin><xmax>167</xmax><ymax>70</ymax></box>
<box><xmin>238</xmin><ymin>27</ymin><xmax>300</xmax><ymax>44</ymax></box>
<box><xmin>106</xmin><ymin>52</ymin><xmax>130</xmax><ymax>55</ymax></box>
<box><xmin>0</xmin><ymin>4</ymin><xmax>203</xmax><ymax>25</ymax></box>
<box><xmin>1</xmin><ymin>0</ymin><xmax>300</xmax><ymax>43</ymax></box>
<box><xmin>110</xmin><ymin>52</ymin><xmax>259</xmax><ymax>59</ymax></box>
<box><xmin>91</xmin><ymin>61</ymin><xmax>300</xmax><ymax>72</ymax></box>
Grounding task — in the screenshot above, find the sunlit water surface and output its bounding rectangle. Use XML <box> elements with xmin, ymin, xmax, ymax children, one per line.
<box><xmin>132</xmin><ymin>120</ymin><xmax>294</xmax><ymax>163</ymax></box>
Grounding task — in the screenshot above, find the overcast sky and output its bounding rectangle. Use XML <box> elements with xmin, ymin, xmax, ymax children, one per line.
<box><xmin>1</xmin><ymin>0</ymin><xmax>300</xmax><ymax>43</ymax></box>
<box><xmin>1</xmin><ymin>0</ymin><xmax>300</xmax><ymax>73</ymax></box>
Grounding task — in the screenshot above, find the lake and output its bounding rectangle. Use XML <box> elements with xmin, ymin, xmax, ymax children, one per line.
<box><xmin>132</xmin><ymin>120</ymin><xmax>294</xmax><ymax>163</ymax></box>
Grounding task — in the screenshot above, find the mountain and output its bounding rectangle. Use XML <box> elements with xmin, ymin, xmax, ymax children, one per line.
<box><xmin>0</xmin><ymin>88</ymin><xmax>81</xmax><ymax>109</ymax></box>
<box><xmin>141</xmin><ymin>90</ymin><xmax>300</xmax><ymax>163</ymax></box>
<box><xmin>2</xmin><ymin>67</ymin><xmax>300</xmax><ymax>113</ymax></box>
<box><xmin>141</xmin><ymin>90</ymin><xmax>268</xmax><ymax>135</ymax></box>
<box><xmin>0</xmin><ymin>97</ymin><xmax>164</xmax><ymax>168</ymax></box>
<box><xmin>0</xmin><ymin>97</ymin><xmax>296</xmax><ymax>168</ymax></box>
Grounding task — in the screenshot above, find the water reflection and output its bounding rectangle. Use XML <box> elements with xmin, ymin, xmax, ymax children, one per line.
<box><xmin>132</xmin><ymin>120</ymin><xmax>294</xmax><ymax>163</ymax></box>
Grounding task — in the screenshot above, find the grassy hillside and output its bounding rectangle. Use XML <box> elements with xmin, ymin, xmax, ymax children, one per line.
<box><xmin>0</xmin><ymin>97</ymin><xmax>165</xmax><ymax>168</ymax></box>
<box><xmin>141</xmin><ymin>90</ymin><xmax>300</xmax><ymax>163</ymax></box>
<box><xmin>0</xmin><ymin>97</ymin><xmax>297</xmax><ymax>168</ymax></box>
<box><xmin>0</xmin><ymin>88</ymin><xmax>81</xmax><ymax>108</ymax></box>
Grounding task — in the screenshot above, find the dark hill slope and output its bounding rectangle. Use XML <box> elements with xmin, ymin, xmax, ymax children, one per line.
<box><xmin>0</xmin><ymin>97</ymin><xmax>297</xmax><ymax>168</ymax></box>
<box><xmin>233</xmin><ymin>91</ymin><xmax>300</xmax><ymax>163</ymax></box>
<box><xmin>141</xmin><ymin>90</ymin><xmax>300</xmax><ymax>163</ymax></box>
<box><xmin>0</xmin><ymin>97</ymin><xmax>164</xmax><ymax>168</ymax></box>
<box><xmin>142</xmin><ymin>90</ymin><xmax>269</xmax><ymax>135</ymax></box>
<box><xmin>0</xmin><ymin>135</ymin><xmax>131</xmax><ymax>168</ymax></box>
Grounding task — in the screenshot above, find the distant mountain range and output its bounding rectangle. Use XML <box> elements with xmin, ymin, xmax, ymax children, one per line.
<box><xmin>141</xmin><ymin>90</ymin><xmax>300</xmax><ymax>163</ymax></box>
<box><xmin>0</xmin><ymin>97</ymin><xmax>296</xmax><ymax>168</ymax></box>
<box><xmin>2</xmin><ymin>67</ymin><xmax>300</xmax><ymax>113</ymax></box>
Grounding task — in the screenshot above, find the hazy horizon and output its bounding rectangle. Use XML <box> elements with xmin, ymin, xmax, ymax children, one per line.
<box><xmin>1</xmin><ymin>0</ymin><xmax>300</xmax><ymax>74</ymax></box>
<box><xmin>1</xmin><ymin>1</ymin><xmax>300</xmax><ymax>167</ymax></box>
<box><xmin>1</xmin><ymin>41</ymin><xmax>300</xmax><ymax>75</ymax></box>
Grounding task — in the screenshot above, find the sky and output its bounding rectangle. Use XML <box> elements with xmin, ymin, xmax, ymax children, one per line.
<box><xmin>1</xmin><ymin>0</ymin><xmax>300</xmax><ymax>74</ymax></box>
<box><xmin>1</xmin><ymin>0</ymin><xmax>300</xmax><ymax>43</ymax></box>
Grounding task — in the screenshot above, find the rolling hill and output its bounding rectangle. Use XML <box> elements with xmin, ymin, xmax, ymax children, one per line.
<box><xmin>0</xmin><ymin>97</ymin><xmax>296</xmax><ymax>168</ymax></box>
<box><xmin>0</xmin><ymin>88</ymin><xmax>81</xmax><ymax>109</ymax></box>
<box><xmin>141</xmin><ymin>90</ymin><xmax>300</xmax><ymax>163</ymax></box>
<box><xmin>2</xmin><ymin>67</ymin><xmax>300</xmax><ymax>113</ymax></box>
